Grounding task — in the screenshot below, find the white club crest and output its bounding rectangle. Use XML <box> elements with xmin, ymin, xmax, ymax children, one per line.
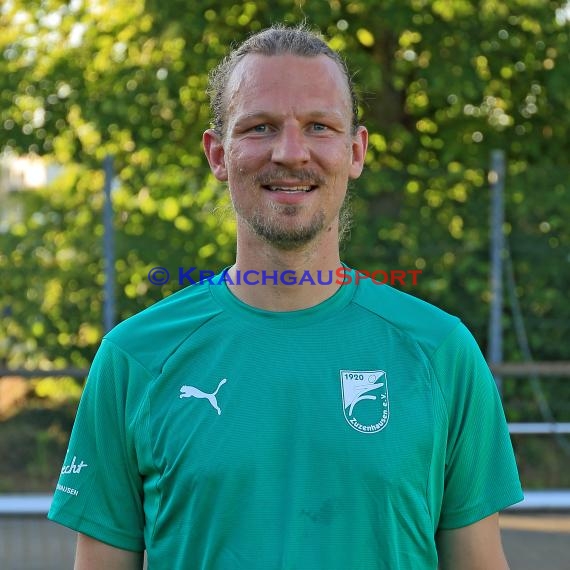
<box><xmin>340</xmin><ymin>370</ymin><xmax>389</xmax><ymax>433</ymax></box>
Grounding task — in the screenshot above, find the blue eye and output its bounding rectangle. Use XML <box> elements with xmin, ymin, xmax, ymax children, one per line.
<box><xmin>312</xmin><ymin>123</ymin><xmax>327</xmax><ymax>131</ymax></box>
<box><xmin>252</xmin><ymin>124</ymin><xmax>268</xmax><ymax>133</ymax></box>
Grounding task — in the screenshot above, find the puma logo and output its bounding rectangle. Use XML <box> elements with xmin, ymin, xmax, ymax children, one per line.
<box><xmin>179</xmin><ymin>378</ymin><xmax>227</xmax><ymax>415</ymax></box>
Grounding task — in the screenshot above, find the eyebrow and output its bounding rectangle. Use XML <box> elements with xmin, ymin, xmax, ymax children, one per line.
<box><xmin>233</xmin><ymin>109</ymin><xmax>347</xmax><ymax>127</ymax></box>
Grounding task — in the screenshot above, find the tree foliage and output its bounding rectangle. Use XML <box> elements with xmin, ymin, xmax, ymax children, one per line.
<box><xmin>1</xmin><ymin>0</ymin><xmax>569</xmax><ymax>418</ymax></box>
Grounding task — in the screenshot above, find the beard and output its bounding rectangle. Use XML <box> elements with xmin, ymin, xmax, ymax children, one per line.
<box><xmin>232</xmin><ymin>167</ymin><xmax>352</xmax><ymax>251</ymax></box>
<box><xmin>246</xmin><ymin>203</ymin><xmax>327</xmax><ymax>251</ymax></box>
<box><xmin>241</xmin><ymin>192</ymin><xmax>352</xmax><ymax>251</ymax></box>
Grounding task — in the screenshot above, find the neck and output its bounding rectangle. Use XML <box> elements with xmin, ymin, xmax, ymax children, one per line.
<box><xmin>226</xmin><ymin>226</ymin><xmax>343</xmax><ymax>311</ymax></box>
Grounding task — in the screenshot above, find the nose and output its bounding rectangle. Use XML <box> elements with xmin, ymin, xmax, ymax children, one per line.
<box><xmin>271</xmin><ymin>125</ymin><xmax>310</xmax><ymax>166</ymax></box>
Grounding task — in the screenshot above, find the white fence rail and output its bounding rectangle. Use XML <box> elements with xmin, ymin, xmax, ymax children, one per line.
<box><xmin>2</xmin><ymin>492</ymin><xmax>569</xmax><ymax>516</ymax></box>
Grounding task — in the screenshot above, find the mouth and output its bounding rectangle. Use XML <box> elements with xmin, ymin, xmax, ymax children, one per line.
<box><xmin>262</xmin><ymin>185</ymin><xmax>318</xmax><ymax>193</ymax></box>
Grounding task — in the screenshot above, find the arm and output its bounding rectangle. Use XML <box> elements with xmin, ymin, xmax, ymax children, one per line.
<box><xmin>74</xmin><ymin>533</ymin><xmax>144</xmax><ymax>570</ymax></box>
<box><xmin>436</xmin><ymin>513</ymin><xmax>509</xmax><ymax>570</ymax></box>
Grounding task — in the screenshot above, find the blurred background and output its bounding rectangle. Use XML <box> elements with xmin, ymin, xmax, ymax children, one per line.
<box><xmin>0</xmin><ymin>0</ymin><xmax>569</xmax><ymax>567</ymax></box>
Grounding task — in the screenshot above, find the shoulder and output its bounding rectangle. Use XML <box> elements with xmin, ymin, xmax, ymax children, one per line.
<box><xmin>352</xmin><ymin>279</ymin><xmax>492</xmax><ymax>390</ymax></box>
<box><xmin>103</xmin><ymin>282</ymin><xmax>223</xmax><ymax>376</ymax></box>
<box><xmin>352</xmin><ymin>278</ymin><xmax>461</xmax><ymax>358</ymax></box>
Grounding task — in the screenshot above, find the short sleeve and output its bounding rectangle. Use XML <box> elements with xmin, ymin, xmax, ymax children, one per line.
<box><xmin>433</xmin><ymin>323</ymin><xmax>523</xmax><ymax>529</ymax></box>
<box><xmin>47</xmin><ymin>339</ymin><xmax>151</xmax><ymax>551</ymax></box>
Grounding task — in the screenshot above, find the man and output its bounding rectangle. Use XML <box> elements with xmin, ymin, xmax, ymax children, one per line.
<box><xmin>49</xmin><ymin>24</ymin><xmax>523</xmax><ymax>569</ymax></box>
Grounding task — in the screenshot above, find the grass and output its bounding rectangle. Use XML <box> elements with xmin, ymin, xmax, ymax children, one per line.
<box><xmin>0</xmin><ymin>377</ymin><xmax>76</xmax><ymax>493</ymax></box>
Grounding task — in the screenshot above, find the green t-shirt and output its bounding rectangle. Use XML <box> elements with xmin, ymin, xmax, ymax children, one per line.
<box><xmin>48</xmin><ymin>270</ymin><xmax>523</xmax><ymax>569</ymax></box>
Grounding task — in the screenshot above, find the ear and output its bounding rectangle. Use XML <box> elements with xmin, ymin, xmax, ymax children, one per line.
<box><xmin>349</xmin><ymin>126</ymin><xmax>368</xmax><ymax>180</ymax></box>
<box><xmin>203</xmin><ymin>129</ymin><xmax>228</xmax><ymax>181</ymax></box>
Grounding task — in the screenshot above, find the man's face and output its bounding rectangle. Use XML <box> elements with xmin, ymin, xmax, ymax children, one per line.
<box><xmin>204</xmin><ymin>53</ymin><xmax>368</xmax><ymax>250</ymax></box>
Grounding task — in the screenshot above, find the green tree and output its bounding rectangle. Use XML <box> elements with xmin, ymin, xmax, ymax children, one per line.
<box><xmin>1</xmin><ymin>0</ymin><xmax>568</xmax><ymax>425</ymax></box>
